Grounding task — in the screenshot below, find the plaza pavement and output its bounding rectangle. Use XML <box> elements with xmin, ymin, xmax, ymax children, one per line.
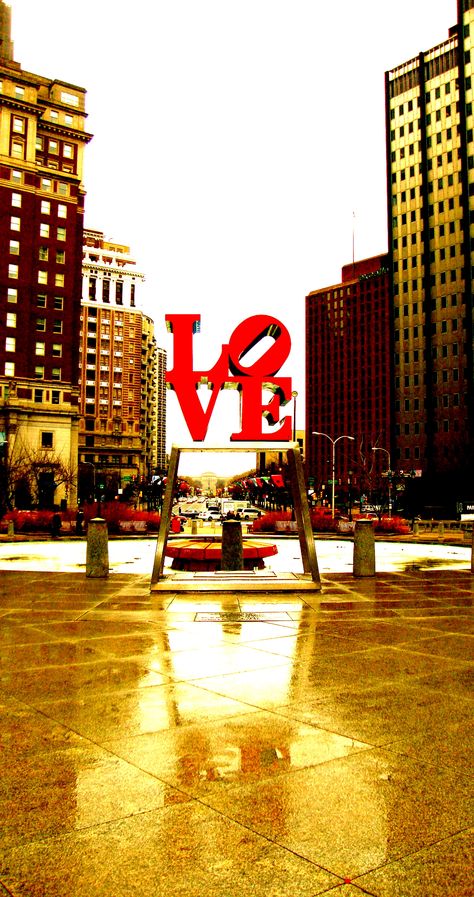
<box><xmin>0</xmin><ymin>539</ymin><xmax>472</xmax><ymax>896</ymax></box>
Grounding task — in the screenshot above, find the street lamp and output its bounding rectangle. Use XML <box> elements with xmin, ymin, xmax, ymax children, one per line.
<box><xmin>313</xmin><ymin>431</ymin><xmax>355</xmax><ymax>519</ymax></box>
<box><xmin>291</xmin><ymin>390</ymin><xmax>298</xmax><ymax>443</ymax></box>
<box><xmin>372</xmin><ymin>446</ymin><xmax>392</xmax><ymax>518</ymax></box>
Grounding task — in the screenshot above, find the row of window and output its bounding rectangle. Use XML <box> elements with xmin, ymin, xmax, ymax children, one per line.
<box><xmin>6</xmin><ymin>265</ymin><xmax>66</xmax><ymax>288</ymax></box>
<box><xmin>9</xmin><ymin>169</ymin><xmax>69</xmax><ymax>196</ymax></box>
<box><xmin>3</xmin><ymin>361</ymin><xmax>62</xmax><ymax>380</ymax></box>
<box><xmin>0</xmin><ymin>80</ymin><xmax>79</xmax><ymax>109</ymax></box>
<box><xmin>395</xmin><ymin>343</ymin><xmax>462</xmax><ymax>363</ymax></box>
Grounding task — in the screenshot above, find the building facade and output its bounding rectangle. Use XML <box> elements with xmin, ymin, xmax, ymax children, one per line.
<box><xmin>79</xmin><ymin>229</ymin><xmax>165</xmax><ymax>501</ymax></box>
<box><xmin>0</xmin><ymin>2</ymin><xmax>91</xmax><ymax>511</ymax></box>
<box><xmin>386</xmin><ymin>0</ymin><xmax>474</xmax><ymax>502</ymax></box>
<box><xmin>305</xmin><ymin>255</ymin><xmax>391</xmax><ymax>506</ymax></box>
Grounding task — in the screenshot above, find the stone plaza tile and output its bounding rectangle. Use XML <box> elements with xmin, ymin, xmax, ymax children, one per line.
<box><xmin>103</xmin><ymin>709</ymin><xmax>371</xmax><ymax>793</ymax></box>
<box><xmin>191</xmin><ymin>748</ymin><xmax>473</xmax><ymax>880</ymax></box>
<box><xmin>0</xmin><ymin>802</ymin><xmax>341</xmax><ymax>897</ymax></box>
<box><xmin>355</xmin><ymin>828</ymin><xmax>473</xmax><ymax>897</ymax></box>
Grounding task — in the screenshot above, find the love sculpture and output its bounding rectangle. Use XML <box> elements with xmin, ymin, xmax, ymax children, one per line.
<box><xmin>166</xmin><ymin>313</ymin><xmax>293</xmax><ymax>441</ymax></box>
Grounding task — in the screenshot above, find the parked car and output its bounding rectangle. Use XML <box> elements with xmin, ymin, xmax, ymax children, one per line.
<box><xmin>241</xmin><ymin>508</ymin><xmax>262</xmax><ymax>520</ymax></box>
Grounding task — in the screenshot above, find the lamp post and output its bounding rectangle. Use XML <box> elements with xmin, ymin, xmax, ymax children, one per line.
<box><xmin>372</xmin><ymin>446</ymin><xmax>391</xmax><ymax>518</ymax></box>
<box><xmin>313</xmin><ymin>431</ymin><xmax>355</xmax><ymax>519</ymax></box>
<box><xmin>291</xmin><ymin>390</ymin><xmax>298</xmax><ymax>443</ymax></box>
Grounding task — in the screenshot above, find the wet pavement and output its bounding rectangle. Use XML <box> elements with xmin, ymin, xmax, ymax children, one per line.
<box><xmin>0</xmin><ymin>547</ymin><xmax>472</xmax><ymax>896</ymax></box>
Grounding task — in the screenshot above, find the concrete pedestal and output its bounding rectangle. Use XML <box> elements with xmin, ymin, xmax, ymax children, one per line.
<box><xmin>221</xmin><ymin>520</ymin><xmax>243</xmax><ymax>571</ymax></box>
<box><xmin>86</xmin><ymin>517</ymin><xmax>109</xmax><ymax>578</ymax></box>
<box><xmin>353</xmin><ymin>519</ymin><xmax>375</xmax><ymax>577</ymax></box>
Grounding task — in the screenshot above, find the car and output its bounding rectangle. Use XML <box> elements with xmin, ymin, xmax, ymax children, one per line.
<box><xmin>241</xmin><ymin>508</ymin><xmax>262</xmax><ymax>520</ymax></box>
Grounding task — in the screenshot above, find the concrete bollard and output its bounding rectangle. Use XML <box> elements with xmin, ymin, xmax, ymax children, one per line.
<box><xmin>191</xmin><ymin>519</ymin><xmax>198</xmax><ymax>535</ymax></box>
<box><xmin>413</xmin><ymin>522</ymin><xmax>419</xmax><ymax>535</ymax></box>
<box><xmin>353</xmin><ymin>519</ymin><xmax>375</xmax><ymax>577</ymax></box>
<box><xmin>221</xmin><ymin>519</ymin><xmax>243</xmax><ymax>571</ymax></box>
<box><xmin>86</xmin><ymin>517</ymin><xmax>109</xmax><ymax>578</ymax></box>
<box><xmin>438</xmin><ymin>522</ymin><xmax>445</xmax><ymax>542</ymax></box>
<box><xmin>7</xmin><ymin>520</ymin><xmax>14</xmax><ymax>537</ymax></box>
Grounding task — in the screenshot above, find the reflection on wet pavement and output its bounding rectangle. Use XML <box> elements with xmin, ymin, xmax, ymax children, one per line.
<box><xmin>0</xmin><ymin>566</ymin><xmax>472</xmax><ymax>896</ymax></box>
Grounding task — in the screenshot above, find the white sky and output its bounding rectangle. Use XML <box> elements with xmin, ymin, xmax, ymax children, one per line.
<box><xmin>10</xmin><ymin>0</ymin><xmax>454</xmax><ymax>477</ymax></box>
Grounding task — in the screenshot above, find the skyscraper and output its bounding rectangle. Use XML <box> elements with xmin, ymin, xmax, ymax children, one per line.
<box><xmin>79</xmin><ymin>229</ymin><xmax>166</xmax><ymax>500</ymax></box>
<box><xmin>305</xmin><ymin>255</ymin><xmax>391</xmax><ymax>505</ymax></box>
<box><xmin>0</xmin><ymin>1</ymin><xmax>92</xmax><ymax>510</ymax></box>
<box><xmin>386</xmin><ymin>0</ymin><xmax>474</xmax><ymax>503</ymax></box>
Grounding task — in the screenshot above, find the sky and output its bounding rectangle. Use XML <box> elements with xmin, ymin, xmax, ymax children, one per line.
<box><xmin>10</xmin><ymin>0</ymin><xmax>455</xmax><ymax>477</ymax></box>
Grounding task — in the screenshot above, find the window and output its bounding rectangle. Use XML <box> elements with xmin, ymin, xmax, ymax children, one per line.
<box><xmin>38</xmin><ymin>271</ymin><xmax>48</xmax><ymax>285</ymax></box>
<box><xmin>11</xmin><ymin>140</ymin><xmax>24</xmax><ymax>159</ymax></box>
<box><xmin>41</xmin><ymin>200</ymin><xmax>51</xmax><ymax>215</ymax></box>
<box><xmin>53</xmin><ymin>320</ymin><xmax>62</xmax><ymax>334</ymax></box>
<box><xmin>37</xmin><ymin>294</ymin><xmax>47</xmax><ymax>307</ymax></box>
<box><xmin>65</xmin><ymin>114</ymin><xmax>73</xmax><ymax>125</ymax></box>
<box><xmin>50</xmin><ymin>110</ymin><xmax>58</xmax><ymax>121</ymax></box>
<box><xmin>57</xmin><ymin>226</ymin><xmax>66</xmax><ymax>241</ymax></box>
<box><xmin>55</xmin><ymin>273</ymin><xmax>64</xmax><ymax>287</ymax></box>
<box><xmin>41</xmin><ymin>432</ymin><xmax>53</xmax><ymax>449</ymax></box>
<box><xmin>51</xmin><ymin>367</ymin><xmax>61</xmax><ymax>380</ymax></box>
<box><xmin>10</xmin><ymin>216</ymin><xmax>20</xmax><ymax>231</ymax></box>
<box><xmin>41</xmin><ymin>178</ymin><xmax>52</xmax><ymax>192</ymax></box>
<box><xmin>56</xmin><ymin>249</ymin><xmax>65</xmax><ymax>264</ymax></box>
<box><xmin>58</xmin><ymin>204</ymin><xmax>67</xmax><ymax>218</ymax></box>
<box><xmin>4</xmin><ymin>362</ymin><xmax>15</xmax><ymax>376</ymax></box>
<box><xmin>57</xmin><ymin>183</ymin><xmax>68</xmax><ymax>196</ymax></box>
<box><xmin>49</xmin><ymin>139</ymin><xmax>58</xmax><ymax>154</ymax></box>
<box><xmin>8</xmin><ymin>264</ymin><xmax>18</xmax><ymax>279</ymax></box>
<box><xmin>39</xmin><ymin>247</ymin><xmax>48</xmax><ymax>261</ymax></box>
<box><xmin>35</xmin><ymin>341</ymin><xmax>45</xmax><ymax>356</ymax></box>
<box><xmin>6</xmin><ymin>313</ymin><xmax>16</xmax><ymax>328</ymax></box>
<box><xmin>11</xmin><ymin>170</ymin><xmax>22</xmax><ymax>184</ymax></box>
<box><xmin>5</xmin><ymin>337</ymin><xmax>15</xmax><ymax>352</ymax></box>
<box><xmin>34</xmin><ymin>365</ymin><xmax>44</xmax><ymax>379</ymax></box>
<box><xmin>63</xmin><ymin>143</ymin><xmax>73</xmax><ymax>159</ymax></box>
<box><xmin>52</xmin><ymin>343</ymin><xmax>62</xmax><ymax>357</ymax></box>
<box><xmin>40</xmin><ymin>223</ymin><xmax>50</xmax><ymax>237</ymax></box>
<box><xmin>53</xmin><ymin>296</ymin><xmax>63</xmax><ymax>310</ymax></box>
<box><xmin>12</xmin><ymin>116</ymin><xmax>25</xmax><ymax>134</ymax></box>
<box><xmin>11</xmin><ymin>192</ymin><xmax>21</xmax><ymax>208</ymax></box>
<box><xmin>36</xmin><ymin>317</ymin><xmax>46</xmax><ymax>331</ymax></box>
<box><xmin>9</xmin><ymin>240</ymin><xmax>19</xmax><ymax>255</ymax></box>
<box><xmin>7</xmin><ymin>288</ymin><xmax>17</xmax><ymax>302</ymax></box>
<box><xmin>60</xmin><ymin>90</ymin><xmax>79</xmax><ymax>106</ymax></box>
<box><xmin>52</xmin><ymin>390</ymin><xmax>60</xmax><ymax>404</ymax></box>
<box><xmin>34</xmin><ymin>389</ymin><xmax>43</xmax><ymax>403</ymax></box>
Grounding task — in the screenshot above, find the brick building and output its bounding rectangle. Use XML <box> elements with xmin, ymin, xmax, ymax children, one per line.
<box><xmin>305</xmin><ymin>255</ymin><xmax>391</xmax><ymax>506</ymax></box>
<box><xmin>0</xmin><ymin>1</ymin><xmax>91</xmax><ymax>510</ymax></box>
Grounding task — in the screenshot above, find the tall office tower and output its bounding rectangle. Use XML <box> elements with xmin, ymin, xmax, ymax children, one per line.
<box><xmin>386</xmin><ymin>0</ymin><xmax>474</xmax><ymax>502</ymax></box>
<box><xmin>79</xmin><ymin>229</ymin><xmax>165</xmax><ymax>500</ymax></box>
<box><xmin>155</xmin><ymin>345</ymin><xmax>167</xmax><ymax>471</ymax></box>
<box><xmin>305</xmin><ymin>255</ymin><xmax>391</xmax><ymax>503</ymax></box>
<box><xmin>0</xmin><ymin>1</ymin><xmax>92</xmax><ymax>511</ymax></box>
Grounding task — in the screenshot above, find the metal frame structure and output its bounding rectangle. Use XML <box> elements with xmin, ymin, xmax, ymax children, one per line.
<box><xmin>150</xmin><ymin>444</ymin><xmax>320</xmax><ymax>592</ymax></box>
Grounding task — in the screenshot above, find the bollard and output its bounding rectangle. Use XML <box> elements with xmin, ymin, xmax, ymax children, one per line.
<box><xmin>438</xmin><ymin>522</ymin><xmax>445</xmax><ymax>542</ymax></box>
<box><xmin>353</xmin><ymin>519</ymin><xmax>375</xmax><ymax>577</ymax></box>
<box><xmin>413</xmin><ymin>521</ymin><xmax>419</xmax><ymax>535</ymax></box>
<box><xmin>221</xmin><ymin>519</ymin><xmax>243</xmax><ymax>571</ymax></box>
<box><xmin>7</xmin><ymin>520</ymin><xmax>14</xmax><ymax>537</ymax></box>
<box><xmin>191</xmin><ymin>519</ymin><xmax>198</xmax><ymax>535</ymax></box>
<box><xmin>86</xmin><ymin>517</ymin><xmax>109</xmax><ymax>578</ymax></box>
